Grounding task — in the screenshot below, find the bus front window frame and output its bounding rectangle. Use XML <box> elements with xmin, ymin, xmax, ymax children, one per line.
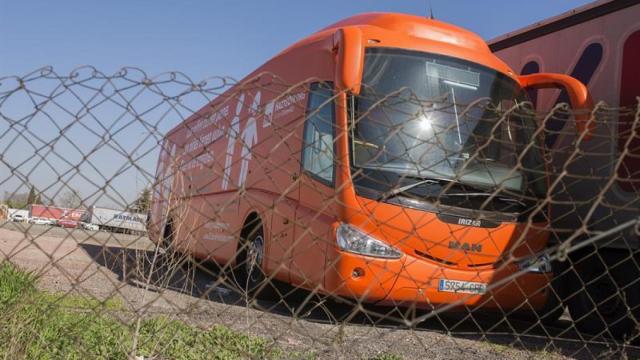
<box><xmin>347</xmin><ymin>47</ymin><xmax>548</xmax><ymax>214</ymax></box>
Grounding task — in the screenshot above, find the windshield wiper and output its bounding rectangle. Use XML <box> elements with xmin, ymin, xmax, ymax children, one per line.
<box><xmin>442</xmin><ymin>180</ymin><xmax>526</xmax><ymax>205</ymax></box>
<box><xmin>379</xmin><ymin>174</ymin><xmax>471</xmax><ymax>201</ymax></box>
<box><xmin>382</xmin><ymin>178</ymin><xmax>441</xmax><ymax>199</ymax></box>
<box><xmin>376</xmin><ymin>175</ymin><xmax>532</xmax><ymax>213</ymax></box>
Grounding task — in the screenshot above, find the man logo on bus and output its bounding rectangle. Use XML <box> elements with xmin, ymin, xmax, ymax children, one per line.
<box><xmin>449</xmin><ymin>241</ymin><xmax>483</xmax><ymax>253</ymax></box>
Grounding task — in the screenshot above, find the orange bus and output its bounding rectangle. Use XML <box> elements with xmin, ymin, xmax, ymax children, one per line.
<box><xmin>149</xmin><ymin>13</ymin><xmax>591</xmax><ymax>318</ymax></box>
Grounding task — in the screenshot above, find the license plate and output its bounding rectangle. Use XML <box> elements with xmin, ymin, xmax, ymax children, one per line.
<box><xmin>438</xmin><ymin>279</ymin><xmax>487</xmax><ymax>294</ymax></box>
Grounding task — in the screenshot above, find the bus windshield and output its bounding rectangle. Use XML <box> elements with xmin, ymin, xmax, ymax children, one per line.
<box><xmin>351</xmin><ymin>48</ymin><xmax>547</xmax><ymax>201</ymax></box>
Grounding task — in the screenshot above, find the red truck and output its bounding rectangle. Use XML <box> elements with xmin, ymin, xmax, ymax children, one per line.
<box><xmin>30</xmin><ymin>204</ymin><xmax>86</xmax><ymax>224</ymax></box>
<box><xmin>489</xmin><ymin>0</ymin><xmax>640</xmax><ymax>338</ymax></box>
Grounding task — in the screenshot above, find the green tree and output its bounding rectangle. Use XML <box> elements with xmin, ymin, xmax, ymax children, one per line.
<box><xmin>5</xmin><ymin>190</ymin><xmax>29</xmax><ymax>209</ymax></box>
<box><xmin>134</xmin><ymin>187</ymin><xmax>151</xmax><ymax>213</ymax></box>
<box><xmin>26</xmin><ymin>186</ymin><xmax>36</xmax><ymax>205</ymax></box>
<box><xmin>5</xmin><ymin>199</ymin><xmax>14</xmax><ymax>209</ymax></box>
<box><xmin>58</xmin><ymin>190</ymin><xmax>82</xmax><ymax>209</ymax></box>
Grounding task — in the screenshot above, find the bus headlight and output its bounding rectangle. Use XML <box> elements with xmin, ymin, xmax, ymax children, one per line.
<box><xmin>336</xmin><ymin>223</ymin><xmax>402</xmax><ymax>259</ymax></box>
<box><xmin>517</xmin><ymin>254</ymin><xmax>552</xmax><ymax>273</ymax></box>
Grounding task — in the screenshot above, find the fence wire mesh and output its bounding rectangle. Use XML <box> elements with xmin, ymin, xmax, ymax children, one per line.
<box><xmin>0</xmin><ymin>67</ymin><xmax>639</xmax><ymax>359</ymax></box>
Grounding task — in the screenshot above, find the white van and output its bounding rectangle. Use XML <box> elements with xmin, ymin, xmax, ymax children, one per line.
<box><xmin>11</xmin><ymin>213</ymin><xmax>27</xmax><ymax>222</ymax></box>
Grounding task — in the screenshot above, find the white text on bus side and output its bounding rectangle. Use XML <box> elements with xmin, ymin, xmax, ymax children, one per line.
<box><xmin>222</xmin><ymin>91</ymin><xmax>261</xmax><ymax>190</ymax></box>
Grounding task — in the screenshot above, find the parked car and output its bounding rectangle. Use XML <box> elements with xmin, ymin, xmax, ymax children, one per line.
<box><xmin>11</xmin><ymin>214</ymin><xmax>27</xmax><ymax>222</ymax></box>
<box><xmin>80</xmin><ymin>222</ymin><xmax>99</xmax><ymax>231</ymax></box>
<box><xmin>57</xmin><ymin>219</ymin><xmax>78</xmax><ymax>228</ymax></box>
<box><xmin>29</xmin><ymin>217</ymin><xmax>53</xmax><ymax>225</ymax></box>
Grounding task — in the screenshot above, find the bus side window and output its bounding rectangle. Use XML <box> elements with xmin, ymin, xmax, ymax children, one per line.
<box><xmin>302</xmin><ymin>83</ymin><xmax>335</xmax><ymax>186</ymax></box>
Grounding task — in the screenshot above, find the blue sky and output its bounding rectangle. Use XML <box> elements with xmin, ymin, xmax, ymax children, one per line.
<box><xmin>0</xmin><ymin>0</ymin><xmax>595</xmax><ymax>208</ymax></box>
<box><xmin>2</xmin><ymin>0</ymin><xmax>594</xmax><ymax>80</ymax></box>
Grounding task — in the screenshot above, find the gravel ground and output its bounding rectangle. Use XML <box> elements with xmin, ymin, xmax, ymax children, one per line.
<box><xmin>0</xmin><ymin>221</ymin><xmax>635</xmax><ymax>359</ymax></box>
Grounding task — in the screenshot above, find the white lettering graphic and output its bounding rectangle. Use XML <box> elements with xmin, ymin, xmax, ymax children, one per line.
<box><xmin>186</xmin><ymin>105</ymin><xmax>229</xmax><ymax>139</ymax></box>
<box><xmin>238</xmin><ymin>91</ymin><xmax>260</xmax><ymax>187</ymax></box>
<box><xmin>180</xmin><ymin>152</ymin><xmax>214</xmax><ymax>172</ymax></box>
<box><xmin>263</xmin><ymin>100</ymin><xmax>274</xmax><ymax>128</ymax></box>
<box><xmin>262</xmin><ymin>91</ymin><xmax>306</xmax><ymax>127</ymax></box>
<box><xmin>457</xmin><ymin>218</ymin><xmax>482</xmax><ymax>227</ymax></box>
<box><xmin>222</xmin><ymin>93</ymin><xmax>245</xmax><ymax>190</ymax></box>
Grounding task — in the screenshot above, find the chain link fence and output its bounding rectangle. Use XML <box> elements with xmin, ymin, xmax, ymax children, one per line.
<box><xmin>1</xmin><ymin>67</ymin><xmax>639</xmax><ymax>359</ymax></box>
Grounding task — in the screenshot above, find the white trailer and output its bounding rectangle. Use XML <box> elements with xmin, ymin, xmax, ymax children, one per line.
<box><xmin>489</xmin><ymin>0</ymin><xmax>640</xmax><ymax>338</ymax></box>
<box><xmin>89</xmin><ymin>206</ymin><xmax>147</xmax><ymax>234</ymax></box>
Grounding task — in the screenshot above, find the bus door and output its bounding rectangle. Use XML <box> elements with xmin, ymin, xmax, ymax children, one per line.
<box><xmin>289</xmin><ymin>82</ymin><xmax>339</xmax><ymax>288</ymax></box>
<box><xmin>265</xmin><ymin>88</ymin><xmax>307</xmax><ymax>282</ymax></box>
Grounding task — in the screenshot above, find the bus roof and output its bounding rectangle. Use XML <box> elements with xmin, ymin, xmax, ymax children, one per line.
<box><xmin>321</xmin><ymin>13</ymin><xmax>490</xmax><ymax>52</ymax></box>
<box><xmin>488</xmin><ymin>0</ymin><xmax>640</xmax><ymax>52</ymax></box>
<box><xmin>274</xmin><ymin>12</ymin><xmax>494</xmax><ymax>60</ymax></box>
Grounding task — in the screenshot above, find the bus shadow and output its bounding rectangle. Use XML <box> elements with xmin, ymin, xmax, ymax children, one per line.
<box><xmin>80</xmin><ymin>243</ymin><xmax>638</xmax><ymax>359</ymax></box>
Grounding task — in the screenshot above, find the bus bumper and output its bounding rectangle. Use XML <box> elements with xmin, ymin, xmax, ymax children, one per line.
<box><xmin>324</xmin><ymin>251</ymin><xmax>551</xmax><ymax>311</ymax></box>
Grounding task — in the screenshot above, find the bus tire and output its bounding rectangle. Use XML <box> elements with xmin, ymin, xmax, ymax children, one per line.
<box><xmin>567</xmin><ymin>249</ymin><xmax>639</xmax><ymax>340</ymax></box>
<box><xmin>155</xmin><ymin>220</ymin><xmax>191</xmax><ymax>279</ymax></box>
<box><xmin>234</xmin><ymin>217</ymin><xmax>276</xmax><ymax>301</ymax></box>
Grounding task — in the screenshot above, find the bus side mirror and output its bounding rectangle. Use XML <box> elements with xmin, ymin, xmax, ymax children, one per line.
<box><xmin>333</xmin><ymin>27</ymin><xmax>364</xmax><ymax>95</ymax></box>
<box><xmin>518</xmin><ymin>73</ymin><xmax>594</xmax><ymax>140</ymax></box>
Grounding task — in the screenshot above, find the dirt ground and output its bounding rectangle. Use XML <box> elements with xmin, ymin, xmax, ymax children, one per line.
<box><xmin>0</xmin><ymin>221</ymin><xmax>635</xmax><ymax>359</ymax></box>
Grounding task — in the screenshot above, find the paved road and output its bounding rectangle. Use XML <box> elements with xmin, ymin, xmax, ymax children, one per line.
<box><xmin>0</xmin><ymin>221</ymin><xmax>634</xmax><ymax>359</ymax></box>
<box><xmin>0</xmin><ymin>221</ymin><xmax>153</xmax><ymax>249</ymax></box>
